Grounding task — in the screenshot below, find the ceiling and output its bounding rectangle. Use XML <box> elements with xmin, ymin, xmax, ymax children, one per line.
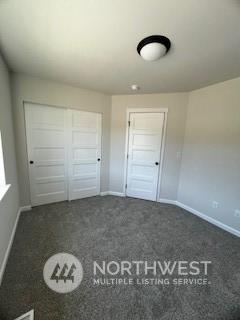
<box><xmin>0</xmin><ymin>0</ymin><xmax>240</xmax><ymax>94</ymax></box>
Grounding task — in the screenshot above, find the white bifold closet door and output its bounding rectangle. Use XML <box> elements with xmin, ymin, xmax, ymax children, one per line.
<box><xmin>126</xmin><ymin>112</ymin><xmax>164</xmax><ymax>201</ymax></box>
<box><xmin>25</xmin><ymin>103</ymin><xmax>101</xmax><ymax>206</ymax></box>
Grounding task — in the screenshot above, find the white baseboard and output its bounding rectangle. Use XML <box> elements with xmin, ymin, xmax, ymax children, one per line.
<box><xmin>100</xmin><ymin>191</ymin><xmax>125</xmax><ymax>197</ymax></box>
<box><xmin>20</xmin><ymin>205</ymin><xmax>32</xmax><ymax>212</ymax></box>
<box><xmin>109</xmin><ymin>191</ymin><xmax>125</xmax><ymax>197</ymax></box>
<box><xmin>0</xmin><ymin>208</ymin><xmax>21</xmax><ymax>285</ymax></box>
<box><xmin>176</xmin><ymin>201</ymin><xmax>240</xmax><ymax>238</ymax></box>
<box><xmin>158</xmin><ymin>198</ymin><xmax>178</xmax><ymax>205</ymax></box>
<box><xmin>117</xmin><ymin>195</ymin><xmax>239</xmax><ymax>238</ymax></box>
<box><xmin>100</xmin><ymin>191</ymin><xmax>109</xmax><ymax>196</ymax></box>
<box><xmin>0</xmin><ymin>205</ymin><xmax>32</xmax><ymax>285</ymax></box>
<box><xmin>156</xmin><ymin>198</ymin><xmax>240</xmax><ymax>238</ymax></box>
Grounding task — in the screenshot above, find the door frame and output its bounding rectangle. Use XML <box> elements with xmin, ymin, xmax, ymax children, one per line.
<box><xmin>123</xmin><ymin>108</ymin><xmax>168</xmax><ymax>201</ymax></box>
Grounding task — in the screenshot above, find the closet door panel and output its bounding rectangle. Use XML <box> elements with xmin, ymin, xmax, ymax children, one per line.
<box><xmin>25</xmin><ymin>103</ymin><xmax>68</xmax><ymax>206</ymax></box>
<box><xmin>68</xmin><ymin>110</ymin><xmax>101</xmax><ymax>200</ymax></box>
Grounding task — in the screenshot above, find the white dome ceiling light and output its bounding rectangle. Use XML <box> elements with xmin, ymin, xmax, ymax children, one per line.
<box><xmin>137</xmin><ymin>35</ymin><xmax>171</xmax><ymax>61</ymax></box>
<box><xmin>131</xmin><ymin>84</ymin><xmax>140</xmax><ymax>91</ymax></box>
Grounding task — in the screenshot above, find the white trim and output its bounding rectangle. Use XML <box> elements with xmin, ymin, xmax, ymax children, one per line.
<box><xmin>158</xmin><ymin>198</ymin><xmax>177</xmax><ymax>205</ymax></box>
<box><xmin>123</xmin><ymin>109</ymin><xmax>132</xmax><ymax>195</ymax></box>
<box><xmin>109</xmin><ymin>191</ymin><xmax>125</xmax><ymax>197</ymax></box>
<box><xmin>123</xmin><ymin>107</ymin><xmax>168</xmax><ymax>198</ymax></box>
<box><xmin>100</xmin><ymin>191</ymin><xmax>109</xmax><ymax>196</ymax></box>
<box><xmin>15</xmin><ymin>309</ymin><xmax>34</xmax><ymax>320</ymax></box>
<box><xmin>156</xmin><ymin>111</ymin><xmax>168</xmax><ymax>200</ymax></box>
<box><xmin>176</xmin><ymin>201</ymin><xmax>240</xmax><ymax>238</ymax></box>
<box><xmin>24</xmin><ymin>100</ymin><xmax>103</xmax><ymax>115</ymax></box>
<box><xmin>143</xmin><ymin>197</ymin><xmax>240</xmax><ymax>238</ymax></box>
<box><xmin>0</xmin><ymin>184</ymin><xmax>11</xmax><ymax>202</ymax></box>
<box><xmin>0</xmin><ymin>208</ymin><xmax>21</xmax><ymax>285</ymax></box>
<box><xmin>0</xmin><ymin>206</ymin><xmax>32</xmax><ymax>285</ymax></box>
<box><xmin>126</xmin><ymin>108</ymin><xmax>168</xmax><ymax>113</ymax></box>
<box><xmin>100</xmin><ymin>191</ymin><xmax>125</xmax><ymax>197</ymax></box>
<box><xmin>0</xmin><ymin>131</ymin><xmax>6</xmax><ymax>188</ymax></box>
<box><xmin>20</xmin><ymin>205</ymin><xmax>32</xmax><ymax>212</ymax></box>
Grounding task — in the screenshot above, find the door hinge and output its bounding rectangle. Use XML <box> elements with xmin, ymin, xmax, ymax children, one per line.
<box><xmin>128</xmin><ymin>120</ymin><xmax>130</xmax><ymax>127</ymax></box>
<box><xmin>125</xmin><ymin>184</ymin><xmax>127</xmax><ymax>189</ymax></box>
<box><xmin>127</xmin><ymin>154</ymin><xmax>129</xmax><ymax>159</ymax></box>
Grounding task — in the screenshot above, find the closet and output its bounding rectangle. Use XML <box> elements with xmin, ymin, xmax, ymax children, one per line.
<box><xmin>25</xmin><ymin>103</ymin><xmax>101</xmax><ymax>206</ymax></box>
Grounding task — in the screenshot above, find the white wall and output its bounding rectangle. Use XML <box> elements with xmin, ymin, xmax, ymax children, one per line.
<box><xmin>11</xmin><ymin>74</ymin><xmax>111</xmax><ymax>206</ymax></box>
<box><xmin>178</xmin><ymin>77</ymin><xmax>240</xmax><ymax>231</ymax></box>
<box><xmin>0</xmin><ymin>55</ymin><xmax>19</xmax><ymax>272</ymax></box>
<box><xmin>110</xmin><ymin>93</ymin><xmax>188</xmax><ymax>199</ymax></box>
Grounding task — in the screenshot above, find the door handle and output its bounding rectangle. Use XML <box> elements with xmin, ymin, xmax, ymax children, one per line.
<box><xmin>155</xmin><ymin>162</ymin><xmax>159</xmax><ymax>166</ymax></box>
<box><xmin>29</xmin><ymin>160</ymin><xmax>34</xmax><ymax>164</ymax></box>
<box><xmin>97</xmin><ymin>158</ymin><xmax>101</xmax><ymax>162</ymax></box>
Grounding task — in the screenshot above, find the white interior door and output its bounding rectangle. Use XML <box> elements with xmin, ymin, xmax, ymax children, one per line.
<box><xmin>68</xmin><ymin>110</ymin><xmax>101</xmax><ymax>200</ymax></box>
<box><xmin>126</xmin><ymin>112</ymin><xmax>164</xmax><ymax>201</ymax></box>
<box><xmin>25</xmin><ymin>103</ymin><xmax>68</xmax><ymax>206</ymax></box>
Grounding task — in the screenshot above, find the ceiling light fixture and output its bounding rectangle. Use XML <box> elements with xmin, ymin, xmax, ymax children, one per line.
<box><xmin>131</xmin><ymin>84</ymin><xmax>140</xmax><ymax>91</ymax></box>
<box><xmin>137</xmin><ymin>35</ymin><xmax>171</xmax><ymax>61</ymax></box>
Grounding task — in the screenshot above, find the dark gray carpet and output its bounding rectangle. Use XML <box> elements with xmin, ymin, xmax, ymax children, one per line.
<box><xmin>0</xmin><ymin>196</ymin><xmax>239</xmax><ymax>320</ymax></box>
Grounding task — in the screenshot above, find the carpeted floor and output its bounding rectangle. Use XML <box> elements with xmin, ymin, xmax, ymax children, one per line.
<box><xmin>0</xmin><ymin>196</ymin><xmax>239</xmax><ymax>320</ymax></box>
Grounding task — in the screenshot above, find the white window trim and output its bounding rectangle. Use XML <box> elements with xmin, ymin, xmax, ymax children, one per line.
<box><xmin>0</xmin><ymin>131</ymin><xmax>11</xmax><ymax>202</ymax></box>
<box><xmin>0</xmin><ymin>184</ymin><xmax>11</xmax><ymax>202</ymax></box>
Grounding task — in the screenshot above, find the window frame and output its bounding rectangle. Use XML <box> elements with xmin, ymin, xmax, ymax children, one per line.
<box><xmin>0</xmin><ymin>131</ymin><xmax>10</xmax><ymax>202</ymax></box>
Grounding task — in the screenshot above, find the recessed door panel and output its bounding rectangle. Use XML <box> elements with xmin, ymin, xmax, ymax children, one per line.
<box><xmin>35</xmin><ymin>165</ymin><xmax>65</xmax><ymax>179</ymax></box>
<box><xmin>131</xmin><ymin>164</ymin><xmax>155</xmax><ymax>177</ymax></box>
<box><xmin>132</xmin><ymin>149</ymin><xmax>155</xmax><ymax>162</ymax></box>
<box><xmin>72</xmin><ymin>131</ymin><xmax>98</xmax><ymax>146</ymax></box>
<box><xmin>73</xmin><ymin>148</ymin><xmax>97</xmax><ymax>161</ymax></box>
<box><xmin>133</xmin><ymin>134</ymin><xmax>160</xmax><ymax>147</ymax></box>
<box><xmin>132</xmin><ymin>114</ymin><xmax>163</xmax><ymax>131</ymax></box>
<box><xmin>35</xmin><ymin>148</ymin><xmax>65</xmax><ymax>162</ymax></box>
<box><xmin>72</xmin><ymin>112</ymin><xmax>98</xmax><ymax>130</ymax></box>
<box><xmin>73</xmin><ymin>163</ymin><xmax>97</xmax><ymax>176</ymax></box>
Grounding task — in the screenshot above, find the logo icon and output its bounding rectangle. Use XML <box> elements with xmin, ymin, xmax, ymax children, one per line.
<box><xmin>43</xmin><ymin>253</ymin><xmax>83</xmax><ymax>293</ymax></box>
